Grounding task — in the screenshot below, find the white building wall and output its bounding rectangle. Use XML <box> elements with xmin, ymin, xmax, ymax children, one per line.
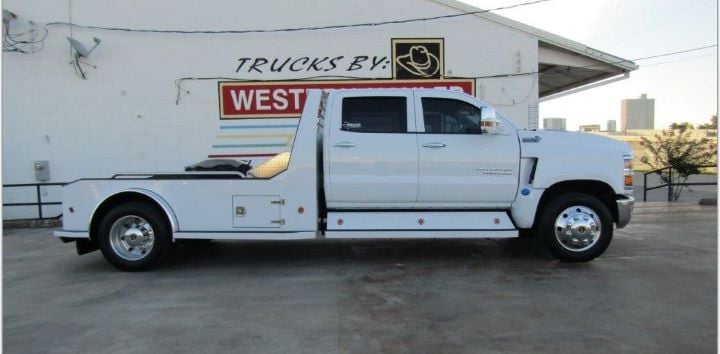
<box><xmin>3</xmin><ymin>0</ymin><xmax>539</xmax><ymax>219</ymax></box>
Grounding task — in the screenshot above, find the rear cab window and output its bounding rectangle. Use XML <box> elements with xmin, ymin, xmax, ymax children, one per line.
<box><xmin>341</xmin><ymin>97</ymin><xmax>407</xmax><ymax>133</ymax></box>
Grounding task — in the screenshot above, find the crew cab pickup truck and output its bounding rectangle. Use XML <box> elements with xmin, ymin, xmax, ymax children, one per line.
<box><xmin>55</xmin><ymin>89</ymin><xmax>635</xmax><ymax>271</ymax></box>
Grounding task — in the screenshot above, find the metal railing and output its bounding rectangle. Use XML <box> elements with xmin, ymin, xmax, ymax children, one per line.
<box><xmin>643</xmin><ymin>165</ymin><xmax>717</xmax><ymax>202</ymax></box>
<box><xmin>3</xmin><ymin>183</ymin><xmax>66</xmax><ymax>219</ymax></box>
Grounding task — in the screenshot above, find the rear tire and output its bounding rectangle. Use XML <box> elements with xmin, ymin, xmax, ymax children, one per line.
<box><xmin>97</xmin><ymin>202</ymin><xmax>173</xmax><ymax>271</ymax></box>
<box><xmin>538</xmin><ymin>192</ymin><xmax>613</xmax><ymax>262</ymax></box>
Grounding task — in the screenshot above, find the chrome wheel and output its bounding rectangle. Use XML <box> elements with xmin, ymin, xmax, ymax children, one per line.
<box><xmin>554</xmin><ymin>205</ymin><xmax>602</xmax><ymax>252</ymax></box>
<box><xmin>108</xmin><ymin>215</ymin><xmax>155</xmax><ymax>261</ymax></box>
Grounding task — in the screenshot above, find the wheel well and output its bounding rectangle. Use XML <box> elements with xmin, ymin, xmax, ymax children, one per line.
<box><xmin>89</xmin><ymin>192</ymin><xmax>171</xmax><ymax>245</ymax></box>
<box><xmin>533</xmin><ymin>180</ymin><xmax>618</xmax><ymax>228</ymax></box>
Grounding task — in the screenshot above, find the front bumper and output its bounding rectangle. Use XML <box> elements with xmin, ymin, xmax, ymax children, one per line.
<box><xmin>616</xmin><ymin>196</ymin><xmax>635</xmax><ymax>229</ymax></box>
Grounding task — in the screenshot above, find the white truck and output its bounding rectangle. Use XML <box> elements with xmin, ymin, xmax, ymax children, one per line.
<box><xmin>55</xmin><ymin>89</ymin><xmax>635</xmax><ymax>271</ymax></box>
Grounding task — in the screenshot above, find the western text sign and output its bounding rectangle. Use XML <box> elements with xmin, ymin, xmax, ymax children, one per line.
<box><xmin>218</xmin><ymin>79</ymin><xmax>475</xmax><ymax>119</ymax></box>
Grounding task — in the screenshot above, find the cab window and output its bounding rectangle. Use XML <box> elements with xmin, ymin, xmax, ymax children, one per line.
<box><xmin>421</xmin><ymin>98</ymin><xmax>483</xmax><ymax>134</ymax></box>
<box><xmin>341</xmin><ymin>97</ymin><xmax>407</xmax><ymax>133</ymax></box>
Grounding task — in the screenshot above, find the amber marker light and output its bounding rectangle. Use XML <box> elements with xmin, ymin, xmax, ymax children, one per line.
<box><xmin>623</xmin><ymin>155</ymin><xmax>634</xmax><ymax>192</ymax></box>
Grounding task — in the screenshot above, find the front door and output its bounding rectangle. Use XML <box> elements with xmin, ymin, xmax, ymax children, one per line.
<box><xmin>414</xmin><ymin>91</ymin><xmax>520</xmax><ymax>207</ymax></box>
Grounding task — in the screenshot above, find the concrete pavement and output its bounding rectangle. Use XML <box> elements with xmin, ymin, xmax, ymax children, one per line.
<box><xmin>3</xmin><ymin>202</ymin><xmax>717</xmax><ymax>353</ymax></box>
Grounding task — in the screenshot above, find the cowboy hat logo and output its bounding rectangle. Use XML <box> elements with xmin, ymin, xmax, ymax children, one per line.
<box><xmin>396</xmin><ymin>45</ymin><xmax>440</xmax><ymax>78</ymax></box>
<box><xmin>392</xmin><ymin>39</ymin><xmax>444</xmax><ymax>79</ymax></box>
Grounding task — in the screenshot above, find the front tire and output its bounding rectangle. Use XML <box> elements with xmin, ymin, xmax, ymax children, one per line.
<box><xmin>97</xmin><ymin>202</ymin><xmax>173</xmax><ymax>271</ymax></box>
<box><xmin>538</xmin><ymin>193</ymin><xmax>613</xmax><ymax>262</ymax></box>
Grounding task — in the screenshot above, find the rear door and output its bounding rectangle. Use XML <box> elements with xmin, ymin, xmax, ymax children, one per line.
<box><xmin>414</xmin><ymin>90</ymin><xmax>520</xmax><ymax>207</ymax></box>
<box><xmin>325</xmin><ymin>91</ymin><xmax>418</xmax><ymax>206</ymax></box>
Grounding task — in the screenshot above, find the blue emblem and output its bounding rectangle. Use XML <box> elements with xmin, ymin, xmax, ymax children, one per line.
<box><xmin>521</xmin><ymin>188</ymin><xmax>531</xmax><ymax>196</ymax></box>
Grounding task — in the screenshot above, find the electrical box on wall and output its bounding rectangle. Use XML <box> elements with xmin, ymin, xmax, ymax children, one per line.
<box><xmin>34</xmin><ymin>160</ymin><xmax>49</xmax><ymax>182</ymax></box>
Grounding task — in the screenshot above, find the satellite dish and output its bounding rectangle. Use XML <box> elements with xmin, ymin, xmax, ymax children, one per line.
<box><xmin>66</xmin><ymin>37</ymin><xmax>101</xmax><ymax>58</ymax></box>
<box><xmin>67</xmin><ymin>37</ymin><xmax>102</xmax><ymax>79</ymax></box>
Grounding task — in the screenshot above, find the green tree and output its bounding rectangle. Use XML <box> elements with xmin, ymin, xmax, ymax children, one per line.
<box><xmin>640</xmin><ymin>129</ymin><xmax>717</xmax><ymax>201</ymax></box>
<box><xmin>698</xmin><ymin>114</ymin><xmax>717</xmax><ymax>129</ymax></box>
<box><xmin>669</xmin><ymin>122</ymin><xmax>694</xmax><ymax>130</ymax></box>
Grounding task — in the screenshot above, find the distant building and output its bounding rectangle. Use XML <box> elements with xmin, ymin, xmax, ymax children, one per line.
<box><xmin>579</xmin><ymin>124</ymin><xmax>601</xmax><ymax>132</ymax></box>
<box><xmin>543</xmin><ymin>118</ymin><xmax>567</xmax><ymax>131</ymax></box>
<box><xmin>621</xmin><ymin>94</ymin><xmax>655</xmax><ymax>130</ymax></box>
<box><xmin>607</xmin><ymin>120</ymin><xmax>617</xmax><ymax>132</ymax></box>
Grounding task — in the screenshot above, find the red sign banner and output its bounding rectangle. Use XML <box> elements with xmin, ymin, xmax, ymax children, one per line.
<box><xmin>218</xmin><ymin>79</ymin><xmax>475</xmax><ymax>119</ymax></box>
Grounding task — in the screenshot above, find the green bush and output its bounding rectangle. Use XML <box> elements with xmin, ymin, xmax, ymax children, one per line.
<box><xmin>640</xmin><ymin>128</ymin><xmax>717</xmax><ymax>201</ymax></box>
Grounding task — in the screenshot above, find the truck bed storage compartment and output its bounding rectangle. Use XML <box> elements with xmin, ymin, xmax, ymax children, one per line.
<box><xmin>232</xmin><ymin>195</ymin><xmax>284</xmax><ymax>228</ymax></box>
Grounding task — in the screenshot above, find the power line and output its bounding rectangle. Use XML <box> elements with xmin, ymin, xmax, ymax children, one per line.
<box><xmin>472</xmin><ymin>43</ymin><xmax>718</xmax><ymax>79</ymax></box>
<box><xmin>7</xmin><ymin>0</ymin><xmax>552</xmax><ymax>54</ymax></box>
<box><xmin>44</xmin><ymin>0</ymin><xmax>552</xmax><ymax>34</ymax></box>
<box><xmin>632</xmin><ymin>44</ymin><xmax>717</xmax><ymax>62</ymax></box>
<box><xmin>641</xmin><ymin>52</ymin><xmax>717</xmax><ymax>67</ymax></box>
<box><xmin>556</xmin><ymin>44</ymin><xmax>718</xmax><ymax>71</ymax></box>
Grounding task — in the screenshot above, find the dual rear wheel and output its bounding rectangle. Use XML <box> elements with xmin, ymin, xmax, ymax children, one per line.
<box><xmin>97</xmin><ymin>202</ymin><xmax>173</xmax><ymax>271</ymax></box>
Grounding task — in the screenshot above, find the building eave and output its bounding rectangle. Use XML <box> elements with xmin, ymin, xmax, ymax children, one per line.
<box><xmin>428</xmin><ymin>0</ymin><xmax>639</xmax><ymax>96</ymax></box>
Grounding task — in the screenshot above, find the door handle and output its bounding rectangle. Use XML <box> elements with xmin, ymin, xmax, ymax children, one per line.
<box><xmin>333</xmin><ymin>141</ymin><xmax>356</xmax><ymax>148</ymax></box>
<box><xmin>422</xmin><ymin>142</ymin><xmax>446</xmax><ymax>148</ymax></box>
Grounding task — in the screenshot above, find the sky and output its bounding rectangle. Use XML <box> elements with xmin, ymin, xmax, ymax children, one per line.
<box><xmin>459</xmin><ymin>0</ymin><xmax>718</xmax><ymax>131</ymax></box>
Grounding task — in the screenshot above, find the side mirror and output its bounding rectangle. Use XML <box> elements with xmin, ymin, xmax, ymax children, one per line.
<box><xmin>481</xmin><ymin>117</ymin><xmax>500</xmax><ymax>135</ymax></box>
<box><xmin>480</xmin><ymin>106</ymin><xmax>501</xmax><ymax>135</ymax></box>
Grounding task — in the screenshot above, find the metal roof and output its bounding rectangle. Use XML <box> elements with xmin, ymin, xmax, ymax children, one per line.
<box><xmin>430</xmin><ymin>0</ymin><xmax>638</xmax><ymax>99</ymax></box>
